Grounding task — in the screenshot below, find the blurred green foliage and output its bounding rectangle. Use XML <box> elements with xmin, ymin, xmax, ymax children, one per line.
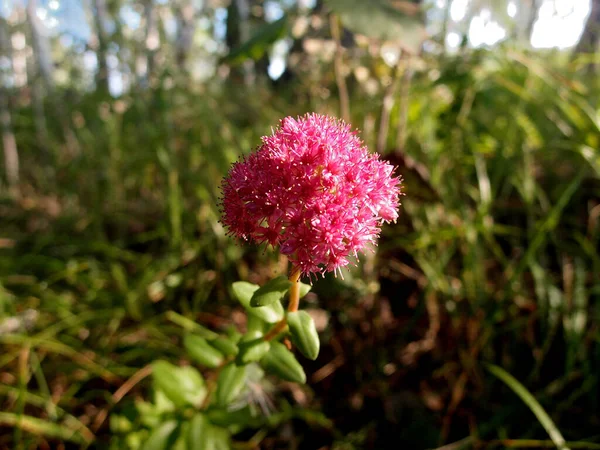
<box><xmin>1</xmin><ymin>0</ymin><xmax>599</xmax><ymax>449</ymax></box>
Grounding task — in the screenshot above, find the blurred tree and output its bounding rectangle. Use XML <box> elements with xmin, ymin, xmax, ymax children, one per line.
<box><xmin>251</xmin><ymin>0</ymin><xmax>271</xmax><ymax>81</ymax></box>
<box><xmin>107</xmin><ymin>0</ymin><xmax>133</xmax><ymax>93</ymax></box>
<box><xmin>0</xmin><ymin>89</ymin><xmax>18</xmax><ymax>189</ymax></box>
<box><xmin>524</xmin><ymin>0</ymin><xmax>542</xmax><ymax>43</ymax></box>
<box><xmin>26</xmin><ymin>0</ymin><xmax>53</xmax><ymax>87</ymax></box>
<box><xmin>575</xmin><ymin>0</ymin><xmax>600</xmax><ymax>73</ymax></box>
<box><xmin>24</xmin><ymin>0</ymin><xmax>80</xmax><ymax>156</ymax></box>
<box><xmin>143</xmin><ymin>0</ymin><xmax>158</xmax><ymax>86</ymax></box>
<box><xmin>92</xmin><ymin>0</ymin><xmax>111</xmax><ymax>94</ymax></box>
<box><xmin>277</xmin><ymin>0</ymin><xmax>324</xmax><ymax>86</ymax></box>
<box><xmin>23</xmin><ymin>1</ymin><xmax>49</xmax><ymax>155</ymax></box>
<box><xmin>0</xmin><ymin>16</ymin><xmax>19</xmax><ymax>189</ymax></box>
<box><xmin>227</xmin><ymin>0</ymin><xmax>253</xmax><ymax>82</ymax></box>
<box><xmin>174</xmin><ymin>0</ymin><xmax>198</xmax><ymax>71</ymax></box>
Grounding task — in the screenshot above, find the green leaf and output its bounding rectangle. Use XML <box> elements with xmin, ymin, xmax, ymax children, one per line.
<box><xmin>226</xmin><ymin>16</ymin><xmax>288</xmax><ymax>65</ymax></box>
<box><xmin>141</xmin><ymin>420</ymin><xmax>179</xmax><ymax>450</ymax></box>
<box><xmin>225</xmin><ymin>327</ymin><xmax>243</xmax><ymax>343</ymax></box>
<box><xmin>209</xmin><ymin>336</ymin><xmax>239</xmax><ymax>357</ymax></box>
<box><xmin>207</xmin><ymin>406</ymin><xmax>261</xmax><ymax>431</ymax></box>
<box><xmin>325</xmin><ymin>0</ymin><xmax>425</xmax><ymax>53</ymax></box>
<box><xmin>236</xmin><ymin>331</ymin><xmax>271</xmax><ymax>365</ymax></box>
<box><xmin>215</xmin><ymin>363</ymin><xmax>247</xmax><ymax>407</ymax></box>
<box><xmin>154</xmin><ymin>389</ymin><xmax>175</xmax><ymax>414</ymax></box>
<box><xmin>187</xmin><ymin>414</ymin><xmax>230</xmax><ymax>450</ymax></box>
<box><xmin>177</xmin><ymin>366</ymin><xmax>207</xmax><ymax>405</ymax></box>
<box><xmin>110</xmin><ymin>414</ymin><xmax>133</xmax><ymax>433</ymax></box>
<box><xmin>138</xmin><ymin>398</ymin><xmax>163</xmax><ymax>428</ymax></box>
<box><xmin>184</xmin><ymin>334</ymin><xmax>224</xmax><ymax>369</ymax></box>
<box><xmin>165</xmin><ymin>311</ymin><xmax>219</xmax><ymax>339</ymax></box>
<box><xmin>152</xmin><ymin>361</ymin><xmax>187</xmax><ymax>407</ymax></box>
<box><xmin>186</xmin><ymin>414</ymin><xmax>207</xmax><ymax>450</ymax></box>
<box><xmin>231</xmin><ymin>281</ymin><xmax>260</xmax><ymax>304</ymax></box>
<box><xmin>207</xmin><ymin>426</ymin><xmax>230</xmax><ymax>450</ymax></box>
<box><xmin>152</xmin><ymin>361</ymin><xmax>206</xmax><ymax>408</ymax></box>
<box><xmin>485</xmin><ymin>364</ymin><xmax>569</xmax><ymax>450</ymax></box>
<box><xmin>246</xmin><ymin>313</ymin><xmax>269</xmax><ymax>334</ymax></box>
<box><xmin>287</xmin><ymin>311</ymin><xmax>320</xmax><ymax>360</ymax></box>
<box><xmin>172</xmin><ymin>421</ymin><xmax>189</xmax><ymax>450</ymax></box>
<box><xmin>299</xmin><ymin>282</ymin><xmax>312</xmax><ymax>299</ymax></box>
<box><xmin>260</xmin><ymin>341</ymin><xmax>306</xmax><ymax>384</ymax></box>
<box><xmin>232</xmin><ymin>281</ymin><xmax>284</xmax><ymax>323</ymax></box>
<box><xmin>250</xmin><ymin>276</ymin><xmax>291</xmax><ymax>307</ymax></box>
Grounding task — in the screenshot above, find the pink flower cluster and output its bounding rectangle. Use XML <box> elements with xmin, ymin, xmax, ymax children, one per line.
<box><xmin>220</xmin><ymin>114</ymin><xmax>402</xmax><ymax>277</ymax></box>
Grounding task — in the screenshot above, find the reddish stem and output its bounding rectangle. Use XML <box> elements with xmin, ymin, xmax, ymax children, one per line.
<box><xmin>264</xmin><ymin>265</ymin><xmax>301</xmax><ymax>341</ymax></box>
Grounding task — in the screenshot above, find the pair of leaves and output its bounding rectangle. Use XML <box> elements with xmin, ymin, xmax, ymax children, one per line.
<box><xmin>250</xmin><ymin>276</ymin><xmax>292</xmax><ymax>307</ymax></box>
<box><xmin>187</xmin><ymin>414</ymin><xmax>230</xmax><ymax>450</ymax></box>
<box><xmin>261</xmin><ymin>341</ymin><xmax>306</xmax><ymax>384</ymax></box>
<box><xmin>183</xmin><ymin>334</ymin><xmax>240</xmax><ymax>369</ymax></box>
<box><xmin>236</xmin><ymin>331</ymin><xmax>271</xmax><ymax>365</ymax></box>
<box><xmin>236</xmin><ymin>331</ymin><xmax>307</xmax><ymax>383</ymax></box>
<box><xmin>183</xmin><ymin>335</ymin><xmax>248</xmax><ymax>405</ymax></box>
<box><xmin>142</xmin><ymin>414</ymin><xmax>229</xmax><ymax>450</ymax></box>
<box><xmin>207</xmin><ymin>405</ymin><xmax>262</xmax><ymax>431</ymax></box>
<box><xmin>287</xmin><ymin>311</ymin><xmax>320</xmax><ymax>361</ymax></box>
<box><xmin>233</xmin><ymin>277</ymin><xmax>312</xmax><ymax>310</ymax></box>
<box><xmin>147</xmin><ymin>363</ymin><xmax>234</xmax><ymax>449</ymax></box>
<box><xmin>234</xmin><ymin>276</ymin><xmax>319</xmax><ymax>364</ymax></box>
<box><xmin>142</xmin><ymin>421</ymin><xmax>179</xmax><ymax>450</ymax></box>
<box><xmin>184</xmin><ymin>335</ymin><xmax>225</xmax><ymax>368</ymax></box>
<box><xmin>215</xmin><ymin>363</ymin><xmax>247</xmax><ymax>407</ymax></box>
<box><xmin>152</xmin><ymin>361</ymin><xmax>206</xmax><ymax>408</ymax></box>
<box><xmin>232</xmin><ymin>281</ymin><xmax>284</xmax><ymax>323</ymax></box>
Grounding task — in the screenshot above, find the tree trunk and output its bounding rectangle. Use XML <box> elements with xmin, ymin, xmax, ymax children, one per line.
<box><xmin>92</xmin><ymin>0</ymin><xmax>111</xmax><ymax>94</ymax></box>
<box><xmin>25</xmin><ymin>0</ymin><xmax>49</xmax><ymax>155</ymax></box>
<box><xmin>0</xmin><ymin>93</ymin><xmax>18</xmax><ymax>189</ymax></box>
<box><xmin>330</xmin><ymin>14</ymin><xmax>350</xmax><ymax>122</ymax></box>
<box><xmin>174</xmin><ymin>0</ymin><xmax>196</xmax><ymax>71</ymax></box>
<box><xmin>395</xmin><ymin>54</ymin><xmax>413</xmax><ymax>155</ymax></box>
<box><xmin>27</xmin><ymin>0</ymin><xmax>79</xmax><ymax>157</ymax></box>
<box><xmin>26</xmin><ymin>0</ymin><xmax>53</xmax><ymax>88</ymax></box>
<box><xmin>575</xmin><ymin>0</ymin><xmax>600</xmax><ymax>74</ymax></box>
<box><xmin>525</xmin><ymin>0</ymin><xmax>542</xmax><ymax>45</ymax></box>
<box><xmin>226</xmin><ymin>0</ymin><xmax>253</xmax><ymax>83</ymax></box>
<box><xmin>0</xmin><ymin>18</ymin><xmax>19</xmax><ymax>189</ymax></box>
<box><xmin>143</xmin><ymin>0</ymin><xmax>158</xmax><ymax>86</ymax></box>
<box><xmin>29</xmin><ymin>56</ymin><xmax>50</xmax><ymax>156</ymax></box>
<box><xmin>440</xmin><ymin>0</ymin><xmax>451</xmax><ymax>54</ymax></box>
<box><xmin>111</xmin><ymin>8</ymin><xmax>133</xmax><ymax>93</ymax></box>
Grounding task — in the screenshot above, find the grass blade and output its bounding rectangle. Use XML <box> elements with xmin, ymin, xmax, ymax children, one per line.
<box><xmin>485</xmin><ymin>363</ymin><xmax>570</xmax><ymax>450</ymax></box>
<box><xmin>0</xmin><ymin>412</ymin><xmax>92</xmax><ymax>445</ymax></box>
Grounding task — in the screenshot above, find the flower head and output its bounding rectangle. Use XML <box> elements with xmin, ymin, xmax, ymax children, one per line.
<box><xmin>220</xmin><ymin>113</ymin><xmax>402</xmax><ymax>277</ymax></box>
